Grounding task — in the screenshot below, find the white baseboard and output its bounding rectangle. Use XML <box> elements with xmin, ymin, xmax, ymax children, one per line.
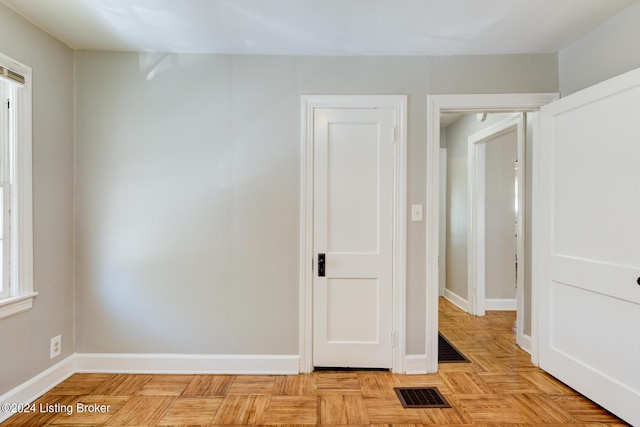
<box><xmin>485</xmin><ymin>298</ymin><xmax>517</xmax><ymax>311</ymax></box>
<box><xmin>444</xmin><ymin>289</ymin><xmax>468</xmax><ymax>312</ymax></box>
<box><xmin>0</xmin><ymin>355</ymin><xmax>76</xmax><ymax>423</ymax></box>
<box><xmin>74</xmin><ymin>353</ymin><xmax>300</xmax><ymax>375</ymax></box>
<box><xmin>519</xmin><ymin>334</ymin><xmax>532</xmax><ymax>355</ymax></box>
<box><xmin>405</xmin><ymin>354</ymin><xmax>427</xmax><ymax>374</ymax></box>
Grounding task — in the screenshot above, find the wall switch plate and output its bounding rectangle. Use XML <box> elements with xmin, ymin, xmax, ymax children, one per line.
<box><xmin>411</xmin><ymin>204</ymin><xmax>423</xmax><ymax>222</ymax></box>
<box><xmin>50</xmin><ymin>335</ymin><xmax>61</xmax><ymax>359</ymax></box>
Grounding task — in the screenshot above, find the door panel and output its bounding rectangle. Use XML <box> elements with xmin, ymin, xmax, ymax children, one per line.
<box><xmin>313</xmin><ymin>107</ymin><xmax>394</xmax><ymax>369</ymax></box>
<box><xmin>326</xmin><ymin>278</ymin><xmax>379</xmax><ymax>342</ymax></box>
<box><xmin>551</xmin><ymin>91</ymin><xmax>640</xmax><ymax>265</ymax></box>
<box><xmin>326</xmin><ymin>122</ymin><xmax>380</xmax><ymax>253</ymax></box>
<box><xmin>538</xmin><ymin>69</ymin><xmax>640</xmax><ymax>426</ymax></box>
<box><xmin>550</xmin><ymin>281</ymin><xmax>639</xmax><ymax>389</ymax></box>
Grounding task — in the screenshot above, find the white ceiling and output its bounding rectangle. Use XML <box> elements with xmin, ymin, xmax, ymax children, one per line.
<box><xmin>2</xmin><ymin>0</ymin><xmax>637</xmax><ymax>55</ymax></box>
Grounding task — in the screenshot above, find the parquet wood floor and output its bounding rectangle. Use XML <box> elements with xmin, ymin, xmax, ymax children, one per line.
<box><xmin>1</xmin><ymin>298</ymin><xmax>627</xmax><ymax>426</ymax></box>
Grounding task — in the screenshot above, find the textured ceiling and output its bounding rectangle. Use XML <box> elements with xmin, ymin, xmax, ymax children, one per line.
<box><xmin>2</xmin><ymin>0</ymin><xmax>637</xmax><ymax>55</ymax></box>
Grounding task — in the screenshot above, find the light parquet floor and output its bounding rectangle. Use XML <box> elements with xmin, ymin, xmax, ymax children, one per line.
<box><xmin>1</xmin><ymin>298</ymin><xmax>627</xmax><ymax>426</ymax></box>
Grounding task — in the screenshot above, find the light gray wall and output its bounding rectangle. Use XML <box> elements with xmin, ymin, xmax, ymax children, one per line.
<box><xmin>444</xmin><ymin>113</ymin><xmax>513</xmax><ymax>300</ymax></box>
<box><xmin>74</xmin><ymin>52</ymin><xmax>557</xmax><ymax>357</ymax></box>
<box><xmin>0</xmin><ymin>4</ymin><xmax>75</xmax><ymax>395</ymax></box>
<box><xmin>75</xmin><ymin>53</ymin><xmax>302</xmax><ymax>354</ymax></box>
<box><xmin>560</xmin><ymin>2</ymin><xmax>640</xmax><ymax>96</ymax></box>
<box><xmin>485</xmin><ymin>129</ymin><xmax>517</xmax><ymax>300</ymax></box>
<box><xmin>427</xmin><ymin>55</ymin><xmax>558</xmax><ymax>94</ymax></box>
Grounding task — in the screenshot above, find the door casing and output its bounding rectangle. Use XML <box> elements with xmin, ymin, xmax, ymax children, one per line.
<box><xmin>426</xmin><ymin>93</ymin><xmax>558</xmax><ymax>373</ymax></box>
<box><xmin>467</xmin><ymin>114</ymin><xmax>525</xmax><ymax>352</ymax></box>
<box><xmin>438</xmin><ymin>148</ymin><xmax>447</xmax><ymax>298</ymax></box>
<box><xmin>299</xmin><ymin>95</ymin><xmax>407</xmax><ymax>373</ymax></box>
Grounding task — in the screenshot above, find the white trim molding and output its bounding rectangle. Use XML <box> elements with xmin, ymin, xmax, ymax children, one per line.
<box><xmin>0</xmin><ymin>355</ymin><xmax>76</xmax><ymax>423</ymax></box>
<box><xmin>520</xmin><ymin>334</ymin><xmax>533</xmax><ymax>355</ymax></box>
<box><xmin>0</xmin><ymin>292</ymin><xmax>37</xmax><ymax>320</ymax></box>
<box><xmin>299</xmin><ymin>95</ymin><xmax>407</xmax><ymax>373</ymax></box>
<box><xmin>443</xmin><ymin>288</ymin><xmax>468</xmax><ymax>312</ymax></box>
<box><xmin>426</xmin><ymin>93</ymin><xmax>559</xmax><ymax>374</ymax></box>
<box><xmin>0</xmin><ymin>51</ymin><xmax>36</xmax><ymax>320</ymax></box>
<box><xmin>405</xmin><ymin>355</ymin><xmax>428</xmax><ymax>375</ymax></box>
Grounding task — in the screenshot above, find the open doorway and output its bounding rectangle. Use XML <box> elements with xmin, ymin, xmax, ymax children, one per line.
<box><xmin>470</xmin><ymin>121</ymin><xmax>520</xmax><ymax>315</ymax></box>
<box><xmin>425</xmin><ymin>93</ymin><xmax>559</xmax><ymax>373</ymax></box>
<box><xmin>438</xmin><ymin>112</ymin><xmax>526</xmax><ymax>349</ymax></box>
<box><xmin>467</xmin><ymin>114</ymin><xmax>525</xmax><ymax>322</ymax></box>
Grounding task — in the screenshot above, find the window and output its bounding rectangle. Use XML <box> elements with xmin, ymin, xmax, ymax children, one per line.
<box><xmin>0</xmin><ymin>52</ymin><xmax>35</xmax><ymax>320</ymax></box>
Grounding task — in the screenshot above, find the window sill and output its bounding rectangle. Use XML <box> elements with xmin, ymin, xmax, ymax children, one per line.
<box><xmin>0</xmin><ymin>292</ymin><xmax>38</xmax><ymax>320</ymax></box>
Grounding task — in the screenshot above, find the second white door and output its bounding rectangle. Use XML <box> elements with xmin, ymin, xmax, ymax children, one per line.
<box><xmin>313</xmin><ymin>107</ymin><xmax>395</xmax><ymax>369</ymax></box>
<box><xmin>537</xmin><ymin>68</ymin><xmax>640</xmax><ymax>426</ymax></box>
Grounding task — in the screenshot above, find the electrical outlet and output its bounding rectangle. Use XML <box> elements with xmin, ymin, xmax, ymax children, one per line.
<box><xmin>50</xmin><ymin>335</ymin><xmax>61</xmax><ymax>359</ymax></box>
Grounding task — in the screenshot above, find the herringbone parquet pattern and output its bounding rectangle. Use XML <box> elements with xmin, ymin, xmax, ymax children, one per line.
<box><xmin>1</xmin><ymin>298</ymin><xmax>627</xmax><ymax>426</ymax></box>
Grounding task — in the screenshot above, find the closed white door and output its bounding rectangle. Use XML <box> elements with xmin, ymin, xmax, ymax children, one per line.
<box><xmin>313</xmin><ymin>107</ymin><xmax>394</xmax><ymax>369</ymax></box>
<box><xmin>537</xmin><ymin>69</ymin><xmax>640</xmax><ymax>426</ymax></box>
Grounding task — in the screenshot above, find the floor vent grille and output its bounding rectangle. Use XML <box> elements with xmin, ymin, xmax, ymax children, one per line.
<box><xmin>439</xmin><ymin>333</ymin><xmax>469</xmax><ymax>362</ymax></box>
<box><xmin>394</xmin><ymin>387</ymin><xmax>451</xmax><ymax>408</ymax></box>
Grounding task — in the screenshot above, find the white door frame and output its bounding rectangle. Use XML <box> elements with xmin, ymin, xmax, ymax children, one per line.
<box><xmin>425</xmin><ymin>93</ymin><xmax>558</xmax><ymax>373</ymax></box>
<box><xmin>467</xmin><ymin>114</ymin><xmax>523</xmax><ymax>314</ymax></box>
<box><xmin>438</xmin><ymin>148</ymin><xmax>447</xmax><ymax>297</ymax></box>
<box><xmin>467</xmin><ymin>114</ymin><xmax>526</xmax><ymax>347</ymax></box>
<box><xmin>299</xmin><ymin>95</ymin><xmax>407</xmax><ymax>373</ymax></box>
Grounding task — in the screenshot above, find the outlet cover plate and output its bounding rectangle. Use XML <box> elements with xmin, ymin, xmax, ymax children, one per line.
<box><xmin>50</xmin><ymin>335</ymin><xmax>61</xmax><ymax>359</ymax></box>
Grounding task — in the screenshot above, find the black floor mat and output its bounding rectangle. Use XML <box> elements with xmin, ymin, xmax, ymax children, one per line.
<box><xmin>438</xmin><ymin>333</ymin><xmax>469</xmax><ymax>362</ymax></box>
<box><xmin>395</xmin><ymin>387</ymin><xmax>451</xmax><ymax>408</ymax></box>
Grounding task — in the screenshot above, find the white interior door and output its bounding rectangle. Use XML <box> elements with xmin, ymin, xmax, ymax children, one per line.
<box><xmin>313</xmin><ymin>107</ymin><xmax>394</xmax><ymax>369</ymax></box>
<box><xmin>537</xmin><ymin>69</ymin><xmax>640</xmax><ymax>426</ymax></box>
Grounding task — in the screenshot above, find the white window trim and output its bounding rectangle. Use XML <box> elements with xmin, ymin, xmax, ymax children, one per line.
<box><xmin>0</xmin><ymin>183</ymin><xmax>11</xmax><ymax>299</ymax></box>
<box><xmin>0</xmin><ymin>52</ymin><xmax>36</xmax><ymax>320</ymax></box>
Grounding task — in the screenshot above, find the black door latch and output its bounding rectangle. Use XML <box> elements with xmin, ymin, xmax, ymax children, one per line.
<box><xmin>318</xmin><ymin>253</ymin><xmax>325</xmax><ymax>277</ymax></box>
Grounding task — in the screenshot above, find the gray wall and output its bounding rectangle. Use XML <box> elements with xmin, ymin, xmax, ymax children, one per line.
<box><xmin>560</xmin><ymin>2</ymin><xmax>640</xmax><ymax>95</ymax></box>
<box><xmin>427</xmin><ymin>55</ymin><xmax>558</xmax><ymax>94</ymax></box>
<box><xmin>75</xmin><ymin>53</ymin><xmax>557</xmax><ymax>357</ymax></box>
<box><xmin>444</xmin><ymin>113</ymin><xmax>512</xmax><ymax>300</ymax></box>
<box><xmin>0</xmin><ymin>4</ymin><xmax>75</xmax><ymax>395</ymax></box>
